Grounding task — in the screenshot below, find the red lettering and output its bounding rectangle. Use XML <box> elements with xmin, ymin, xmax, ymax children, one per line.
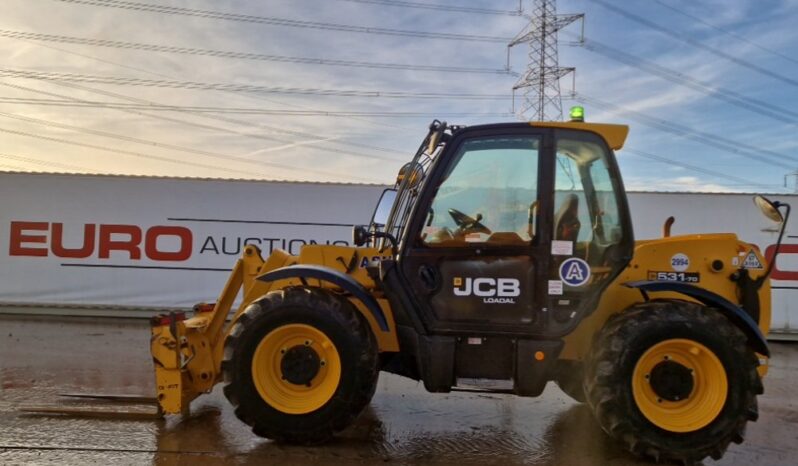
<box><xmin>98</xmin><ymin>225</ymin><xmax>142</xmax><ymax>260</ymax></box>
<box><xmin>9</xmin><ymin>221</ymin><xmax>48</xmax><ymax>257</ymax></box>
<box><xmin>51</xmin><ymin>223</ymin><xmax>95</xmax><ymax>258</ymax></box>
<box><xmin>765</xmin><ymin>244</ymin><xmax>798</xmax><ymax>281</ymax></box>
<box><xmin>145</xmin><ymin>226</ymin><xmax>192</xmax><ymax>261</ymax></box>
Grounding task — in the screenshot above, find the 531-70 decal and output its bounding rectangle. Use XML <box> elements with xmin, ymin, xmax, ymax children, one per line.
<box><xmin>647</xmin><ymin>271</ymin><xmax>700</xmax><ymax>283</ymax></box>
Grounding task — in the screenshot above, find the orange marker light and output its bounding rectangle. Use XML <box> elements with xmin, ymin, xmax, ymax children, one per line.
<box><xmin>534</xmin><ymin>351</ymin><xmax>545</xmax><ymax>361</ymax></box>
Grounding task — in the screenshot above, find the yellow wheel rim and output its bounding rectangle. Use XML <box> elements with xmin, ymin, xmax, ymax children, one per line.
<box><xmin>251</xmin><ymin>324</ymin><xmax>341</xmax><ymax>415</ymax></box>
<box><xmin>632</xmin><ymin>338</ymin><xmax>728</xmax><ymax>433</ymax></box>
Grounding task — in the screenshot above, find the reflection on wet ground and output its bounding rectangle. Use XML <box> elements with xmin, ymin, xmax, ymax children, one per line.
<box><xmin>1</xmin><ymin>314</ymin><xmax>796</xmax><ymax>465</ymax></box>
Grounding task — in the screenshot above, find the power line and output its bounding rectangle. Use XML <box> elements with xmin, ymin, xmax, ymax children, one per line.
<box><xmin>0</xmin><ymin>68</ymin><xmax>511</xmax><ymax>100</ymax></box>
<box><xmin>590</xmin><ymin>0</ymin><xmax>798</xmax><ymax>90</ymax></box>
<box><xmin>624</xmin><ymin>148</ymin><xmax>781</xmax><ymax>190</ymax></box>
<box><xmin>28</xmin><ymin>80</ymin><xmax>412</xmax><ymax>157</ymax></box>
<box><xmin>0</xmin><ymin>125</ymin><xmax>286</xmax><ymax>179</ymax></box>
<box><xmin>0</xmin><ymin>151</ymin><xmax>100</xmax><ymax>173</ymax></box>
<box><xmin>51</xmin><ymin>0</ymin><xmax>513</xmax><ymax>43</ymax></box>
<box><xmin>0</xmin><ymin>110</ymin><xmax>386</xmax><ymax>180</ymax></box>
<box><xmin>0</xmin><ymin>81</ymin><xmax>391</xmax><ymax>159</ymax></box>
<box><xmin>576</xmin><ymin>93</ymin><xmax>797</xmax><ymax>170</ymax></box>
<box><xmin>1</xmin><ymin>77</ymin><xmax>412</xmax><ymax>163</ymax></box>
<box><xmin>2</xmin><ymin>30</ymin><xmax>426</xmax><ymax>173</ymax></box>
<box><xmin>0</xmin><ymin>162</ymin><xmax>32</xmax><ymax>171</ymax></box>
<box><xmin>570</xmin><ymin>33</ymin><xmax>798</xmax><ymax>125</ymax></box>
<box><xmin>9</xmin><ymin>26</ymin><xmax>418</xmax><ymax>136</ymax></box>
<box><xmin>652</xmin><ymin>0</ymin><xmax>798</xmax><ymax>67</ymax></box>
<box><xmin>0</xmin><ymin>29</ymin><xmax>514</xmax><ymax>75</ymax></box>
<box><xmin>0</xmin><ymin>96</ymin><xmax>514</xmax><ymax>117</ymax></box>
<box><xmin>322</xmin><ymin>0</ymin><xmax>522</xmax><ymax>16</ymax></box>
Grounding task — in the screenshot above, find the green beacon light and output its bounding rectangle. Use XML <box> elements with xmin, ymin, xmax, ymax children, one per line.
<box><xmin>569</xmin><ymin>106</ymin><xmax>585</xmax><ymax>122</ymax></box>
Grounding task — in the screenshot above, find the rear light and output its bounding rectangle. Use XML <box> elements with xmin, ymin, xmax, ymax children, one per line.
<box><xmin>151</xmin><ymin>311</ymin><xmax>186</xmax><ymax>327</ymax></box>
<box><xmin>193</xmin><ymin>303</ymin><xmax>215</xmax><ymax>313</ymax></box>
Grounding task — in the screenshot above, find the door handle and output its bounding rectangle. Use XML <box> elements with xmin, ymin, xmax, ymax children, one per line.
<box><xmin>418</xmin><ymin>264</ymin><xmax>440</xmax><ymax>292</ymax></box>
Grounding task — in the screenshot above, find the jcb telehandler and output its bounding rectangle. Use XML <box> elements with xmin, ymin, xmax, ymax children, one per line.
<box><xmin>149</xmin><ymin>111</ymin><xmax>788</xmax><ymax>464</ymax></box>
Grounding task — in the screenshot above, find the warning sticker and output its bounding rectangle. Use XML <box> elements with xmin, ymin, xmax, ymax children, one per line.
<box><xmin>548</xmin><ymin>280</ymin><xmax>564</xmax><ymax>295</ymax></box>
<box><xmin>742</xmin><ymin>250</ymin><xmax>764</xmax><ymax>269</ymax></box>
<box><xmin>551</xmin><ymin>240</ymin><xmax>573</xmax><ymax>256</ymax></box>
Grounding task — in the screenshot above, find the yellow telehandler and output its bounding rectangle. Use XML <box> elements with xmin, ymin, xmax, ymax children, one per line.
<box><xmin>148</xmin><ymin>111</ymin><xmax>788</xmax><ymax>464</ymax></box>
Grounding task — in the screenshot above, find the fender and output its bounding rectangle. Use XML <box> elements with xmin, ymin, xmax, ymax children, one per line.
<box><xmin>257</xmin><ymin>264</ymin><xmax>390</xmax><ymax>332</ymax></box>
<box><xmin>624</xmin><ymin>280</ymin><xmax>769</xmax><ymax>357</ymax></box>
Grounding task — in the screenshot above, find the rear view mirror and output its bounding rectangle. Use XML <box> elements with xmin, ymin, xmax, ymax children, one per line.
<box><xmin>753</xmin><ymin>195</ymin><xmax>784</xmax><ymax>223</ymax></box>
<box><xmin>372</xmin><ymin>189</ymin><xmax>397</xmax><ymax>226</ymax></box>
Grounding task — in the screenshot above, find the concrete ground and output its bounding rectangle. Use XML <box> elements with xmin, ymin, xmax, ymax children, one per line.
<box><xmin>0</xmin><ymin>314</ymin><xmax>796</xmax><ymax>466</ymax></box>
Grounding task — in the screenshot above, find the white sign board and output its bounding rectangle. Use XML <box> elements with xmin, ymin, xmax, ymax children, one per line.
<box><xmin>0</xmin><ymin>173</ymin><xmax>796</xmax><ymax>335</ymax></box>
<box><xmin>0</xmin><ymin>173</ymin><xmax>384</xmax><ymax>308</ymax></box>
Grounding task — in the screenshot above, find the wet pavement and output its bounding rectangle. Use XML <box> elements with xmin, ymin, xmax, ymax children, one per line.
<box><xmin>0</xmin><ymin>314</ymin><xmax>796</xmax><ymax>465</ymax></box>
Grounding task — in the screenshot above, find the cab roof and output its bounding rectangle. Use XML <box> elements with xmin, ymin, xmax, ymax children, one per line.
<box><xmin>451</xmin><ymin>121</ymin><xmax>629</xmax><ymax>151</ymax></box>
<box><xmin>532</xmin><ymin>121</ymin><xmax>629</xmax><ymax>151</ymax></box>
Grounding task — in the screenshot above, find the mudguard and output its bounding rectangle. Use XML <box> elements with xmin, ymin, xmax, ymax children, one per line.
<box><xmin>257</xmin><ymin>264</ymin><xmax>390</xmax><ymax>332</ymax></box>
<box><xmin>624</xmin><ymin>280</ymin><xmax>769</xmax><ymax>357</ymax></box>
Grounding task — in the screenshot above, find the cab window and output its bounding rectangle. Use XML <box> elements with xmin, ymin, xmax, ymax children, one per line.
<box><xmin>553</xmin><ymin>131</ymin><xmax>624</xmax><ymax>267</ymax></box>
<box><xmin>421</xmin><ymin>136</ymin><xmax>540</xmax><ymax>247</ymax></box>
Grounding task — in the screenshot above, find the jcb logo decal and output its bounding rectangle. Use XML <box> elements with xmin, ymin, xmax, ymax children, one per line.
<box><xmin>453</xmin><ymin>277</ymin><xmax>520</xmax><ymax>304</ymax></box>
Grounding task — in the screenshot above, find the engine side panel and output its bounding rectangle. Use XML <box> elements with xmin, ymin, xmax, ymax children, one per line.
<box><xmin>560</xmin><ymin>233</ymin><xmax>771</xmax><ymax>361</ymax></box>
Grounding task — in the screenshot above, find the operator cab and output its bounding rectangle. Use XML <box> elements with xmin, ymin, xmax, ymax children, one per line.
<box><xmin>358</xmin><ymin>118</ymin><xmax>634</xmax><ymax>340</ymax></box>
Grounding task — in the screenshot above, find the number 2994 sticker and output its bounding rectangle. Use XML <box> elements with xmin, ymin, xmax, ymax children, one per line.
<box><xmin>648</xmin><ymin>271</ymin><xmax>700</xmax><ymax>283</ymax></box>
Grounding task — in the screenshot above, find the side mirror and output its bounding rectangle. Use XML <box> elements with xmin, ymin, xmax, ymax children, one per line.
<box><xmin>372</xmin><ymin>188</ymin><xmax>397</xmax><ymax>226</ymax></box>
<box><xmin>749</xmin><ymin>195</ymin><xmax>791</xmax><ymax>284</ymax></box>
<box><xmin>753</xmin><ymin>195</ymin><xmax>784</xmax><ymax>223</ymax></box>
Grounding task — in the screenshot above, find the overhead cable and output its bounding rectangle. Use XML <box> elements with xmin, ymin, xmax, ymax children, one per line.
<box><xmin>322</xmin><ymin>0</ymin><xmax>522</xmax><ymax>16</ymax></box>
<box><xmin>624</xmin><ymin>148</ymin><xmax>782</xmax><ymax>190</ymax></box>
<box><xmin>0</xmin><ymin>29</ymin><xmax>514</xmax><ymax>75</ymax></box>
<box><xmin>570</xmin><ymin>34</ymin><xmax>798</xmax><ymax>125</ymax></box>
<box><xmin>576</xmin><ymin>93</ymin><xmax>797</xmax><ymax>170</ymax></box>
<box><xmin>0</xmin><ymin>68</ymin><xmax>511</xmax><ymax>100</ymax></box>
<box><xmin>591</xmin><ymin>0</ymin><xmax>798</xmax><ymax>89</ymax></box>
<box><xmin>0</xmin><ymin>96</ymin><xmax>513</xmax><ymax>117</ymax></box>
<box><xmin>0</xmin><ymin>116</ymin><xmax>381</xmax><ymax>182</ymax></box>
<box><xmin>652</xmin><ymin>0</ymin><xmax>798</xmax><ymax>67</ymax></box>
<box><xmin>51</xmin><ymin>0</ymin><xmax>512</xmax><ymax>43</ymax></box>
<box><xmin>0</xmin><ymin>151</ymin><xmax>100</xmax><ymax>173</ymax></box>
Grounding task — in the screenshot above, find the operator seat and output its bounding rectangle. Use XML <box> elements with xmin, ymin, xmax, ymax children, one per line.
<box><xmin>555</xmin><ymin>194</ymin><xmax>581</xmax><ymax>242</ymax></box>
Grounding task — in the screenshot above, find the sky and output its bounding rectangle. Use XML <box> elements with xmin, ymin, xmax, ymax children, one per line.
<box><xmin>1</xmin><ymin>0</ymin><xmax>798</xmax><ymax>193</ymax></box>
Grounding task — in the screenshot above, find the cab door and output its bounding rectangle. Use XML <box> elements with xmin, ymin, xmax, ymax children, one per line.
<box><xmin>399</xmin><ymin>127</ymin><xmax>554</xmax><ymax>334</ymax></box>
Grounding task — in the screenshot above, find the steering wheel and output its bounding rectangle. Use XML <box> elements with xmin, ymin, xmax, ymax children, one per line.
<box><xmin>448</xmin><ymin>208</ymin><xmax>492</xmax><ymax>235</ymax></box>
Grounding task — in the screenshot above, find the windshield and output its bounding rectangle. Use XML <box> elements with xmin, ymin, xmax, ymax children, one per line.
<box><xmin>422</xmin><ymin>136</ymin><xmax>540</xmax><ymax>246</ymax></box>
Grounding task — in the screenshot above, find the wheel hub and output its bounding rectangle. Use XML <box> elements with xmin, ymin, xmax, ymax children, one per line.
<box><xmin>632</xmin><ymin>338</ymin><xmax>728</xmax><ymax>432</ymax></box>
<box><xmin>649</xmin><ymin>360</ymin><xmax>694</xmax><ymax>402</ymax></box>
<box><xmin>280</xmin><ymin>345</ymin><xmax>321</xmax><ymax>386</ymax></box>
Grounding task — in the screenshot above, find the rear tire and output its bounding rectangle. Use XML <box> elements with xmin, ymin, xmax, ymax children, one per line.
<box><xmin>221</xmin><ymin>287</ymin><xmax>379</xmax><ymax>443</ymax></box>
<box><xmin>584</xmin><ymin>300</ymin><xmax>762</xmax><ymax>464</ymax></box>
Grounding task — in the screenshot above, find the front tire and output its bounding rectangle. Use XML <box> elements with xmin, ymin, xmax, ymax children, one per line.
<box><xmin>221</xmin><ymin>287</ymin><xmax>379</xmax><ymax>443</ymax></box>
<box><xmin>584</xmin><ymin>300</ymin><xmax>762</xmax><ymax>464</ymax></box>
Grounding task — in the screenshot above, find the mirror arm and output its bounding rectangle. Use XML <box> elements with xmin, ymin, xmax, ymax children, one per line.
<box><xmin>760</xmin><ymin>202</ymin><xmax>791</xmax><ymax>284</ymax></box>
<box><xmin>373</xmin><ymin>231</ymin><xmax>398</xmax><ymax>255</ymax></box>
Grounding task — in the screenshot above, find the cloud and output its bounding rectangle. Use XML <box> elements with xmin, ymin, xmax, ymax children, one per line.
<box><xmin>0</xmin><ymin>0</ymin><xmax>794</xmax><ymax>192</ymax></box>
<box><xmin>624</xmin><ymin>176</ymin><xmax>748</xmax><ymax>193</ymax></box>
